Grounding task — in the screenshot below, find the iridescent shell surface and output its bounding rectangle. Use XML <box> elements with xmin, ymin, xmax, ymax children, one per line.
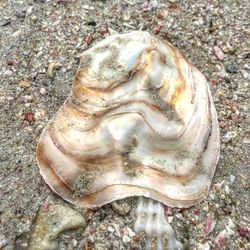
<box><xmin>36</xmin><ymin>31</ymin><xmax>220</xmax><ymax>209</ymax></box>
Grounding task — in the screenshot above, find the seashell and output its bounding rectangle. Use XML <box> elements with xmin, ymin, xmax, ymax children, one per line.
<box><xmin>37</xmin><ymin>31</ymin><xmax>220</xmax><ymax>209</ymax></box>
<box><xmin>135</xmin><ymin>197</ymin><xmax>183</xmax><ymax>250</ymax></box>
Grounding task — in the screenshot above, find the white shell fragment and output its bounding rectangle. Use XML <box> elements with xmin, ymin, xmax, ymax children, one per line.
<box><xmin>134</xmin><ymin>197</ymin><xmax>183</xmax><ymax>250</ymax></box>
<box><xmin>36</xmin><ymin>31</ymin><xmax>220</xmax><ymax>209</ymax></box>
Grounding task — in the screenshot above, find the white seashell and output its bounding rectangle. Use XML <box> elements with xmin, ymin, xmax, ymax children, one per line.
<box><xmin>36</xmin><ymin>31</ymin><xmax>221</xmax><ymax>249</ymax></box>
<box><xmin>135</xmin><ymin>197</ymin><xmax>183</xmax><ymax>250</ymax></box>
<box><xmin>37</xmin><ymin>31</ymin><xmax>220</xmax><ymax>209</ymax></box>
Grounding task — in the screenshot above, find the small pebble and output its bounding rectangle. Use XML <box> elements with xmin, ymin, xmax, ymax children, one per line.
<box><xmin>31</xmin><ymin>15</ymin><xmax>38</xmax><ymax>21</ymax></box>
<box><xmin>212</xmin><ymin>46</ymin><xmax>225</xmax><ymax>60</ymax></box>
<box><xmin>72</xmin><ymin>239</ymin><xmax>78</xmax><ymax>247</ymax></box>
<box><xmin>22</xmin><ymin>51</ymin><xmax>30</xmax><ymax>56</ymax></box>
<box><xmin>126</xmin><ymin>227</ymin><xmax>135</xmax><ymax>238</ymax></box>
<box><xmin>35</xmin><ymin>109</ymin><xmax>46</xmax><ymax>120</ymax></box>
<box><xmin>122</xmin><ymin>234</ymin><xmax>131</xmax><ymax>243</ymax></box>
<box><xmin>209</xmin><ymin>193</ymin><xmax>215</xmax><ymax>200</ymax></box>
<box><xmin>21</xmin><ymin>95</ymin><xmax>33</xmax><ymax>102</ymax></box>
<box><xmin>39</xmin><ymin>87</ymin><xmax>46</xmax><ymax>95</ymax></box>
<box><xmin>0</xmin><ymin>239</ymin><xmax>9</xmax><ymax>248</ymax></box>
<box><xmin>43</xmin><ymin>200</ymin><xmax>50</xmax><ymax>212</ymax></box>
<box><xmin>142</xmin><ymin>3</ymin><xmax>152</xmax><ymax>12</ymax></box>
<box><xmin>168</xmin><ymin>216</ymin><xmax>174</xmax><ymax>223</ymax></box>
<box><xmin>214</xmin><ymin>229</ymin><xmax>229</xmax><ymax>247</ymax></box>
<box><xmin>99</xmin><ymin>224</ymin><xmax>106</xmax><ymax>231</ymax></box>
<box><xmin>0</xmin><ymin>96</ymin><xmax>6</xmax><ymax>103</ymax></box>
<box><xmin>197</xmin><ymin>242</ymin><xmax>210</xmax><ymax>250</ymax></box>
<box><xmin>15</xmin><ymin>9</ymin><xmax>26</xmax><ymax>18</ymax></box>
<box><xmin>204</xmin><ymin>214</ymin><xmax>216</xmax><ymax>236</ymax></box>
<box><xmin>220</xmin><ymin>194</ymin><xmax>226</xmax><ymax>200</ymax></box>
<box><xmin>28</xmin><ymin>204</ymin><xmax>86</xmax><ymax>250</ymax></box>
<box><xmin>243</xmin><ymin>64</ymin><xmax>250</xmax><ymax>70</ymax></box>
<box><xmin>175</xmin><ymin>213</ymin><xmax>185</xmax><ymax>222</ymax></box>
<box><xmin>237</xmin><ymin>225</ymin><xmax>250</xmax><ymax>239</ymax></box>
<box><xmin>19</xmin><ymin>80</ymin><xmax>31</xmax><ymax>88</ymax></box>
<box><xmin>24</xmin><ymin>103</ymin><xmax>31</xmax><ymax>107</ymax></box>
<box><xmin>111</xmin><ymin>201</ymin><xmax>131</xmax><ymax>215</ymax></box>
<box><xmin>227</xmin><ymin>218</ymin><xmax>235</xmax><ymax>230</ymax></box>
<box><xmin>12</xmin><ymin>30</ymin><xmax>22</xmax><ymax>38</ymax></box>
<box><xmin>222</xmin><ymin>44</ymin><xmax>235</xmax><ymax>54</ymax></box>
<box><xmin>47</xmin><ymin>62</ymin><xmax>62</xmax><ymax>78</ymax></box>
<box><xmin>226</xmin><ymin>64</ymin><xmax>238</xmax><ymax>74</ymax></box>
<box><xmin>3</xmin><ymin>70</ymin><xmax>13</xmax><ymax>77</ymax></box>
<box><xmin>242</xmin><ymin>71</ymin><xmax>250</xmax><ymax>79</ymax></box>
<box><xmin>113</xmin><ymin>223</ymin><xmax>121</xmax><ymax>238</ymax></box>
<box><xmin>224</xmin><ymin>185</ymin><xmax>230</xmax><ymax>194</ymax></box>
<box><xmin>223</xmin><ymin>131</ymin><xmax>237</xmax><ymax>143</ymax></box>
<box><xmin>23</xmin><ymin>112</ymin><xmax>35</xmax><ymax>123</ymax></box>
<box><xmin>107</xmin><ymin>225</ymin><xmax>115</xmax><ymax>233</ymax></box>
<box><xmin>85</xmin><ymin>34</ymin><xmax>94</xmax><ymax>45</ymax></box>
<box><xmin>26</xmin><ymin>6</ymin><xmax>34</xmax><ymax>15</ymax></box>
<box><xmin>6</xmin><ymin>96</ymin><xmax>14</xmax><ymax>102</ymax></box>
<box><xmin>230</xmin><ymin>175</ymin><xmax>235</xmax><ymax>183</ymax></box>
